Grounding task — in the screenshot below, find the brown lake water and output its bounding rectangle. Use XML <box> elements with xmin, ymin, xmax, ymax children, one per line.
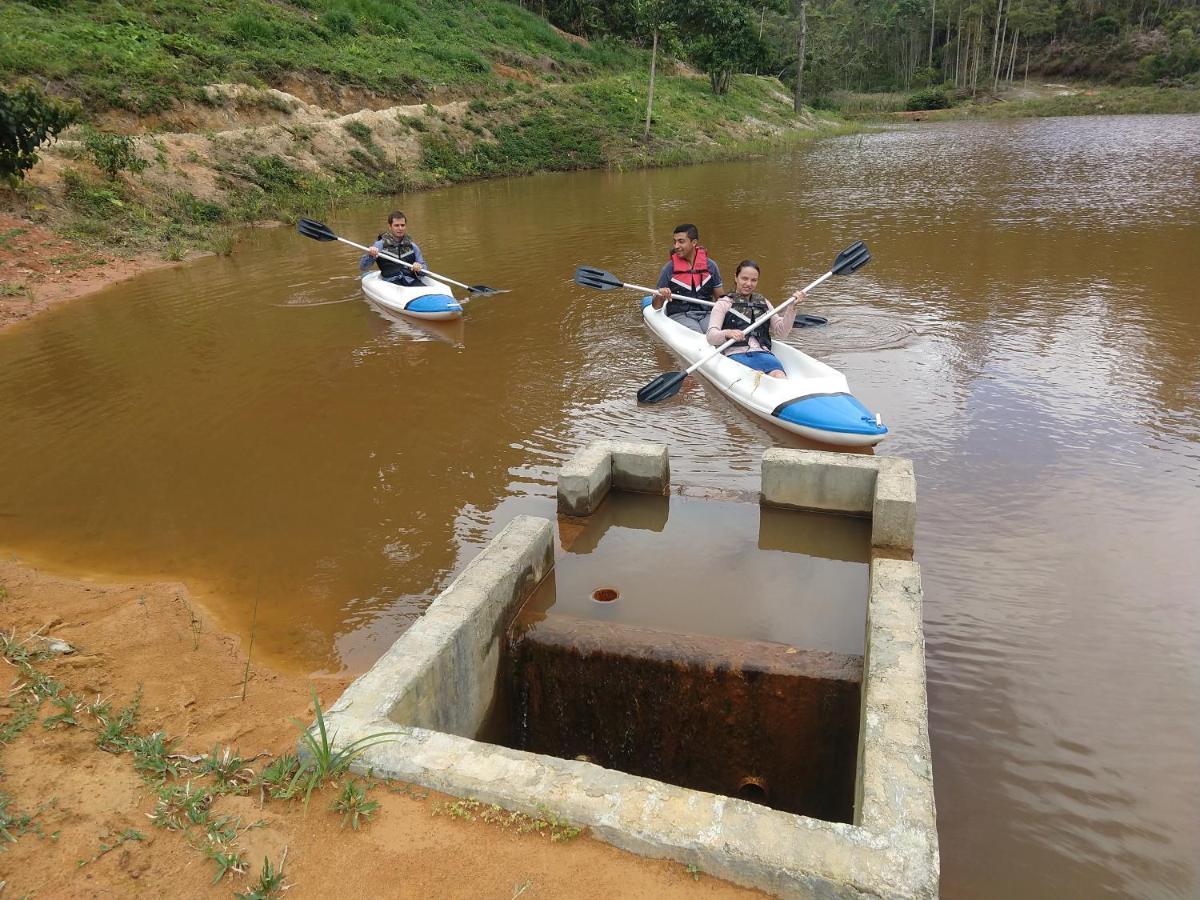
<box><xmin>1</xmin><ymin>113</ymin><xmax>1198</xmax><ymax>896</ymax></box>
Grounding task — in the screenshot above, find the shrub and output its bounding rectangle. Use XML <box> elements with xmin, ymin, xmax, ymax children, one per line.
<box><xmin>321</xmin><ymin>7</ymin><xmax>355</xmax><ymax>36</ymax></box>
<box><xmin>0</xmin><ymin>86</ymin><xmax>78</xmax><ymax>184</ymax></box>
<box><xmin>342</xmin><ymin>120</ymin><xmax>373</xmax><ymax>146</ymax></box>
<box><xmin>79</xmin><ymin>126</ymin><xmax>148</xmax><ymax>178</ymax></box>
<box><xmin>905</xmin><ymin>87</ymin><xmax>952</xmax><ymax>111</ymax></box>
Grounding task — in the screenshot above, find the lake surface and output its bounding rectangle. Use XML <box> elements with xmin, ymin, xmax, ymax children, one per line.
<box><xmin>1</xmin><ymin>113</ymin><xmax>1198</xmax><ymax>896</ymax></box>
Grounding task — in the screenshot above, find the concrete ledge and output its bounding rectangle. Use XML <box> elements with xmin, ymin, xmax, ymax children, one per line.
<box><xmin>872</xmin><ymin>459</ymin><xmax>917</xmax><ymax>551</ymax></box>
<box><xmin>557</xmin><ymin>440</ymin><xmax>670</xmax><ymax>516</ymax></box>
<box><xmin>318</xmin><ymin>520</ymin><xmax>937</xmax><ymax>898</ymax></box>
<box><xmin>323</xmin><ymin>516</ymin><xmax>553</xmax><ymax>739</ymax></box>
<box><xmin>761</xmin><ymin>449</ymin><xmax>917</xmax><ymax>551</ymax></box>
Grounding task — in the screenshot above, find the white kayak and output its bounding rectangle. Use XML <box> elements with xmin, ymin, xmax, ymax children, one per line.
<box><xmin>640</xmin><ymin>297</ymin><xmax>888</xmax><ymax>447</ymax></box>
<box><xmin>360</xmin><ymin>271</ymin><xmax>463</xmax><ymax>321</ymax></box>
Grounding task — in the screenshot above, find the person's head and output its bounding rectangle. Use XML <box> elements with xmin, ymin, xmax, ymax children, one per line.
<box><xmin>671</xmin><ymin>224</ymin><xmax>700</xmax><ymax>260</ymax></box>
<box><xmin>386</xmin><ymin>211</ymin><xmax>408</xmax><ymax>239</ymax></box>
<box><xmin>734</xmin><ymin>259</ymin><xmax>760</xmax><ymax>295</ymax></box>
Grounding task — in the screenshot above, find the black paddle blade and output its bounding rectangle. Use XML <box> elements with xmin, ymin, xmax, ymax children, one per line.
<box><xmin>467</xmin><ymin>285</ymin><xmax>509</xmax><ymax>296</ymax></box>
<box><xmin>297</xmin><ymin>218</ymin><xmax>337</xmax><ymax>242</ymax></box>
<box><xmin>832</xmin><ymin>240</ymin><xmax>870</xmax><ymax>275</ymax></box>
<box><xmin>637</xmin><ymin>371</ymin><xmax>687</xmax><ymax>404</ymax></box>
<box><xmin>795</xmin><ymin>314</ymin><xmax>829</xmax><ymax>328</ymax></box>
<box><xmin>574</xmin><ymin>265</ymin><xmax>623</xmax><ymax>290</ymax></box>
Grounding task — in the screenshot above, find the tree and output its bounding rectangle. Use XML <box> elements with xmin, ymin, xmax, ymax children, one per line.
<box><xmin>794</xmin><ymin>0</ymin><xmax>808</xmax><ymax>111</ymax></box>
<box><xmin>679</xmin><ymin>0</ymin><xmax>767</xmax><ymax>94</ymax></box>
<box><xmin>635</xmin><ymin>0</ymin><xmax>676</xmax><ymax>141</ymax></box>
<box><xmin>0</xmin><ymin>86</ymin><xmax>77</xmax><ymax>186</ymax></box>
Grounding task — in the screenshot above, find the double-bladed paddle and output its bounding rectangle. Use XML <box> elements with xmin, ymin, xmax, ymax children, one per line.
<box><xmin>635</xmin><ymin>241</ymin><xmax>871</xmax><ymax>405</ymax></box>
<box><xmin>297</xmin><ymin>218</ymin><xmax>508</xmax><ymax>296</ymax></box>
<box><xmin>573</xmin><ymin>266</ymin><xmax>829</xmax><ymax>328</ymax></box>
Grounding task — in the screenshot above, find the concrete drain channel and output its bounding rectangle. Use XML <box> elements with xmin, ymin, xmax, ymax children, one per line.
<box><xmin>316</xmin><ymin>441</ymin><xmax>938</xmax><ymax>898</ymax></box>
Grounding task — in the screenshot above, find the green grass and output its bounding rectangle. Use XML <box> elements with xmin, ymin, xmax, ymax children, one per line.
<box><xmin>0</xmin><ymin>0</ymin><xmax>641</xmax><ymax>116</ymax></box>
<box><xmin>418</xmin><ymin>72</ymin><xmax>830</xmax><ymax>184</ymax></box>
<box><xmin>331</xmin><ymin>779</ymin><xmax>379</xmax><ymax>830</ymax></box>
<box><xmin>835</xmin><ymin>83</ymin><xmax>1200</xmax><ymax>120</ymax></box>
<box><xmin>237</xmin><ymin>848</ymin><xmax>288</xmax><ymax>900</ymax></box>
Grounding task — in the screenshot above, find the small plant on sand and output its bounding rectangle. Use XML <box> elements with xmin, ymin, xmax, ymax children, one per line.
<box><xmin>0</xmin><ymin>792</ymin><xmax>43</xmax><ymax>849</ymax></box>
<box><xmin>127</xmin><ymin>731</ymin><xmax>183</xmax><ymax>782</ymax></box>
<box><xmin>93</xmin><ymin>687</ymin><xmax>142</xmax><ymax>752</ymax></box>
<box><xmin>199</xmin><ymin>745</ymin><xmax>255</xmax><ymax>793</ymax></box>
<box><xmin>196</xmin><ymin>814</ymin><xmax>252</xmax><ymax>883</ymax></box>
<box><xmin>1</xmin><ymin>630</ymin><xmax>67</xmax><ymax>743</ymax></box>
<box><xmin>77</xmin><ymin>828</ymin><xmax>143</xmax><ymax>867</ymax></box>
<box><xmin>289</xmin><ymin>690</ymin><xmax>401</xmax><ymax>804</ymax></box>
<box><xmin>148</xmin><ymin>781</ymin><xmax>214</xmax><ymax>831</ymax></box>
<box><xmin>331</xmin><ymin>779</ymin><xmax>379</xmax><ymax>830</ymax></box>
<box><xmin>255</xmin><ymin>752</ymin><xmax>301</xmax><ymax>801</ymax></box>
<box><xmin>42</xmin><ymin>694</ymin><xmax>81</xmax><ymax>729</ymax></box>
<box><xmin>237</xmin><ymin>848</ymin><xmax>289</xmax><ymax>900</ymax></box>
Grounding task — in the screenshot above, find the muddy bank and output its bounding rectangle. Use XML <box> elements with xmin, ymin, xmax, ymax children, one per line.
<box><xmin>0</xmin><ymin>212</ymin><xmax>206</xmax><ymax>334</ymax></box>
<box><xmin>0</xmin><ymin>556</ymin><xmax>761</xmax><ymax>897</ymax></box>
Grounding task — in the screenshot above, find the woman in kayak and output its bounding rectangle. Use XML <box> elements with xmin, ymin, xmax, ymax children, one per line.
<box><xmin>705</xmin><ymin>260</ymin><xmax>806</xmax><ymax>378</ymax></box>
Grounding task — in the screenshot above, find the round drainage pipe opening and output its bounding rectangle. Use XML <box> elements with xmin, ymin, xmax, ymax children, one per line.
<box><xmin>591</xmin><ymin>587</ymin><xmax>620</xmax><ymax>603</ymax></box>
<box><xmin>736</xmin><ymin>776</ymin><xmax>769</xmax><ymax>805</ymax></box>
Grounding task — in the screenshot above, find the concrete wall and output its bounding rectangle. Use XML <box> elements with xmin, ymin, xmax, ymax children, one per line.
<box><xmin>322</xmin><ymin>516</ymin><xmax>553</xmax><ymax>739</ymax></box>
<box><xmin>761</xmin><ymin>448</ymin><xmax>917</xmax><ymax>552</ymax></box>
<box><xmin>557</xmin><ymin>440</ymin><xmax>670</xmax><ymax>516</ymax></box>
<box><xmin>317</xmin><ymin>444</ymin><xmax>937</xmax><ymax>898</ymax></box>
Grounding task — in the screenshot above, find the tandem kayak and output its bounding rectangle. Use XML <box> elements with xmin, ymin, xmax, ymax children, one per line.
<box><xmin>360</xmin><ymin>271</ymin><xmax>463</xmax><ymax>321</ymax></box>
<box><xmin>640</xmin><ymin>297</ymin><xmax>888</xmax><ymax>446</ymax></box>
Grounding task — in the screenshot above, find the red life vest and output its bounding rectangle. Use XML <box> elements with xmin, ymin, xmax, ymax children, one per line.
<box><xmin>669</xmin><ymin>247</ymin><xmax>713</xmax><ymax>296</ymax></box>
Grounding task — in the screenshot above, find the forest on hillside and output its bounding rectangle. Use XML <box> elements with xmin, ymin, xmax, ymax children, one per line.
<box><xmin>522</xmin><ymin>0</ymin><xmax>1200</xmax><ymax>99</ymax></box>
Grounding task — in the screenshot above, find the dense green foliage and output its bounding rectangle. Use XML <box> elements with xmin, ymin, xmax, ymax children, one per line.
<box><xmin>0</xmin><ymin>85</ymin><xmax>77</xmax><ymax>183</ymax></box>
<box><xmin>525</xmin><ymin>0</ymin><xmax>1200</xmax><ymax>101</ymax></box>
<box><xmin>79</xmin><ymin>127</ymin><xmax>148</xmax><ymax>179</ymax></box>
<box><xmin>0</xmin><ymin>0</ymin><xmax>640</xmax><ymax>114</ymax></box>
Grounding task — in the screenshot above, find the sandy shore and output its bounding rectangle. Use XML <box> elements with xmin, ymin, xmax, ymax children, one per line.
<box><xmin>0</xmin><ymin>555</ymin><xmax>761</xmax><ymax>897</ymax></box>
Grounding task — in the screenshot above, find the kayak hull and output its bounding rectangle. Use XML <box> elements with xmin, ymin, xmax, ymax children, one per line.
<box><xmin>640</xmin><ymin>297</ymin><xmax>888</xmax><ymax>447</ymax></box>
<box><xmin>361</xmin><ymin>271</ymin><xmax>463</xmax><ymax>321</ymax></box>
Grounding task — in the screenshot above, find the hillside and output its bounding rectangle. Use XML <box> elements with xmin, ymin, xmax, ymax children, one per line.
<box><xmin>0</xmin><ymin>0</ymin><xmax>844</xmax><ymax>311</ymax></box>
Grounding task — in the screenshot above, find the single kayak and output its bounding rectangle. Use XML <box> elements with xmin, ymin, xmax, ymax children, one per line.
<box><xmin>640</xmin><ymin>297</ymin><xmax>888</xmax><ymax>446</ymax></box>
<box><xmin>360</xmin><ymin>271</ymin><xmax>463</xmax><ymax>321</ymax></box>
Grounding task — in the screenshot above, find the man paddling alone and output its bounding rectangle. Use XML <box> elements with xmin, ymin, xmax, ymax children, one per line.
<box><xmin>360</xmin><ymin>211</ymin><xmax>426</xmax><ymax>286</ymax></box>
<box><xmin>652</xmin><ymin>224</ymin><xmax>724</xmax><ymax>333</ymax></box>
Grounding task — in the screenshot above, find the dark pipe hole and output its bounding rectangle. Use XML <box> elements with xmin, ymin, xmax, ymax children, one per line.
<box><xmin>736</xmin><ymin>777</ymin><xmax>769</xmax><ymax>805</ymax></box>
<box><xmin>591</xmin><ymin>587</ymin><xmax>619</xmax><ymax>603</ymax></box>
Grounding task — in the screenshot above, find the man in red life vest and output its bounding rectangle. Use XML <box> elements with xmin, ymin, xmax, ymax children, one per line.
<box><xmin>652</xmin><ymin>223</ymin><xmax>724</xmax><ymax>333</ymax></box>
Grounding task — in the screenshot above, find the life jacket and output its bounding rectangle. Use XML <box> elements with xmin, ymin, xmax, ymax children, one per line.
<box><xmin>665</xmin><ymin>247</ymin><xmax>715</xmax><ymax>317</ymax></box>
<box><xmin>375</xmin><ymin>233</ymin><xmax>420</xmax><ymax>283</ymax></box>
<box><xmin>720</xmin><ymin>292</ymin><xmax>773</xmax><ymax>353</ymax></box>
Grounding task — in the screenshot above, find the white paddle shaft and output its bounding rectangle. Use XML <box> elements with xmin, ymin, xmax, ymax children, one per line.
<box><xmin>335</xmin><ymin>234</ymin><xmax>471</xmax><ymax>292</ymax></box>
<box><xmin>619</xmin><ymin>280</ymin><xmax>753</xmax><ymax>324</ymax></box>
<box><xmin>682</xmin><ymin>270</ymin><xmax>832</xmax><ymax>377</ymax></box>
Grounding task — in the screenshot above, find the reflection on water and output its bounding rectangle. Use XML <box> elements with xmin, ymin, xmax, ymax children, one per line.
<box><xmin>0</xmin><ymin>114</ymin><xmax>1198</xmax><ymax>897</ymax></box>
<box><xmin>522</xmin><ymin>492</ymin><xmax>868</xmax><ymax>655</ymax></box>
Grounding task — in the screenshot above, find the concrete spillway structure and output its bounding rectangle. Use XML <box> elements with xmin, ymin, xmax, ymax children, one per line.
<box><xmin>316</xmin><ymin>441</ymin><xmax>937</xmax><ymax>898</ymax></box>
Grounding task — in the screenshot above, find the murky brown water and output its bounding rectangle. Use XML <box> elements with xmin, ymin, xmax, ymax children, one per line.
<box><xmin>533</xmin><ymin>492</ymin><xmax>870</xmax><ymax>654</ymax></box>
<box><xmin>1</xmin><ymin>113</ymin><xmax>1198</xmax><ymax>896</ymax></box>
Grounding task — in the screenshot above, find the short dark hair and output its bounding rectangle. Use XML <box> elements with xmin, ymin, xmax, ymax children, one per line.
<box><xmin>735</xmin><ymin>259</ymin><xmax>761</xmax><ymax>276</ymax></box>
<box><xmin>387</xmin><ymin>211</ymin><xmax>407</xmax><ymax>224</ymax></box>
<box><xmin>672</xmin><ymin>223</ymin><xmax>699</xmax><ymax>240</ymax></box>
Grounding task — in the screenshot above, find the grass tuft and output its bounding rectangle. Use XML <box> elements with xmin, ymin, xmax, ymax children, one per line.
<box><xmin>236</xmin><ymin>847</ymin><xmax>289</xmax><ymax>900</ymax></box>
<box><xmin>331</xmin><ymin>779</ymin><xmax>379</xmax><ymax>830</ymax></box>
